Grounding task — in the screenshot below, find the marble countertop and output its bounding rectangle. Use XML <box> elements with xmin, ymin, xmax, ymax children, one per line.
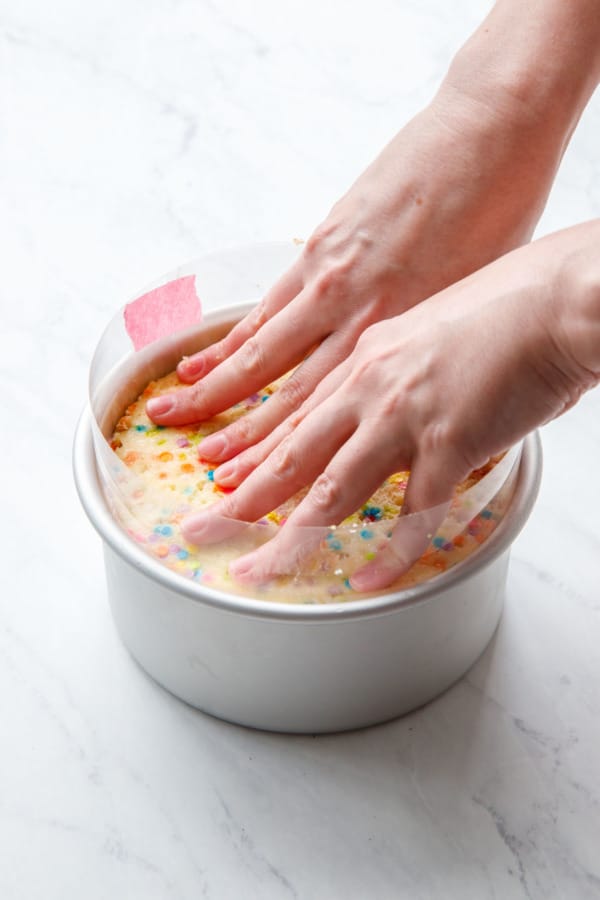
<box><xmin>2</xmin><ymin>1</ymin><xmax>600</xmax><ymax>897</ymax></box>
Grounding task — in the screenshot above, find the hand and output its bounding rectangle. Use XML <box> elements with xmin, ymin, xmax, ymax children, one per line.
<box><xmin>181</xmin><ymin>223</ymin><xmax>600</xmax><ymax>590</ymax></box>
<box><xmin>146</xmin><ymin>0</ymin><xmax>600</xmax><ymax>446</ymax></box>
<box><xmin>147</xmin><ymin>84</ymin><xmax>562</xmax><ymax>452</ymax></box>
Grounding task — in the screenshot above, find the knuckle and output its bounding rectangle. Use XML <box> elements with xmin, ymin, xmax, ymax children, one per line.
<box><xmin>190</xmin><ymin>381</ymin><xmax>205</xmax><ymax>404</ymax></box>
<box><xmin>314</xmin><ymin>261</ymin><xmax>351</xmax><ymax>300</ymax></box>
<box><xmin>304</xmin><ymin>223</ymin><xmax>329</xmax><ymax>258</ymax></box>
<box><xmin>229</xmin><ymin>415</ymin><xmax>254</xmax><ymax>446</ymax></box>
<box><xmin>238</xmin><ymin>445</ymin><xmax>260</xmax><ymax>473</ymax></box>
<box><xmin>310</xmin><ymin>471</ymin><xmax>342</xmax><ymax>514</ymax></box>
<box><xmin>278</xmin><ymin>375</ymin><xmax>307</xmax><ymax>414</ymax></box>
<box><xmin>249</xmin><ymin>301</ymin><xmax>268</xmax><ymax>330</ymax></box>
<box><xmin>349</xmin><ymin>354</ymin><xmax>379</xmax><ymax>389</ymax></box>
<box><xmin>210</xmin><ymin>340</ymin><xmax>226</xmax><ymax>364</ymax></box>
<box><xmin>354</xmin><ymin>327</ymin><xmax>370</xmax><ymax>352</ymax></box>
<box><xmin>281</xmin><ymin>415</ymin><xmax>300</xmax><ymax>438</ymax></box>
<box><xmin>416</xmin><ymin>422</ymin><xmax>475</xmax><ymax>479</ymax></box>
<box><xmin>288</xmin><ymin>407</ymin><xmax>306</xmax><ymax>429</ymax></box>
<box><xmin>236</xmin><ymin>336</ymin><xmax>266</xmax><ymax>378</ymax></box>
<box><xmin>378</xmin><ymin>392</ymin><xmax>403</xmax><ymax>421</ymax></box>
<box><xmin>222</xmin><ymin>325</ymin><xmax>246</xmax><ymax>358</ymax></box>
<box><xmin>269</xmin><ymin>438</ymin><xmax>300</xmax><ymax>482</ymax></box>
<box><xmin>355</xmin><ymin>321</ymin><xmax>380</xmax><ymax>351</ymax></box>
<box><xmin>216</xmin><ymin>495</ymin><xmax>236</xmax><ymax>518</ymax></box>
<box><xmin>421</xmin><ymin>420</ymin><xmax>454</xmax><ymax>455</ymax></box>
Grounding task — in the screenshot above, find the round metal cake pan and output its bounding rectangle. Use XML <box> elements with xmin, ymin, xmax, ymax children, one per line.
<box><xmin>74</xmin><ymin>391</ymin><xmax>542</xmax><ymax>733</ymax></box>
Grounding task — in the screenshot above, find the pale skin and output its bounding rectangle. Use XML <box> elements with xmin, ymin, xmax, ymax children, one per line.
<box><xmin>148</xmin><ymin>0</ymin><xmax>600</xmax><ymax>590</ymax></box>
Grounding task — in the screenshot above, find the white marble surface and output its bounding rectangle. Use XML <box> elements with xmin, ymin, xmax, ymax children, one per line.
<box><xmin>2</xmin><ymin>1</ymin><xmax>600</xmax><ymax>897</ymax></box>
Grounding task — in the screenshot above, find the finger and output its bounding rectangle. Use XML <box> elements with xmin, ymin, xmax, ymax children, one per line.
<box><xmin>209</xmin><ymin>416</ymin><xmax>304</xmax><ymax>490</ymax></box>
<box><xmin>176</xmin><ymin>265</ymin><xmax>303</xmax><ymax>383</ymax></box>
<box><xmin>210</xmin><ymin>421</ymin><xmax>300</xmax><ymax>490</ymax></box>
<box><xmin>210</xmin><ymin>348</ymin><xmax>356</xmax><ymax>487</ymax></box>
<box><xmin>198</xmin><ymin>332</ymin><xmax>351</xmax><ymax>464</ymax></box>
<box><xmin>350</xmin><ymin>456</ymin><xmax>456</xmax><ymax>592</ymax></box>
<box><xmin>181</xmin><ymin>400</ymin><xmax>357</xmax><ymax>545</ymax></box>
<box><xmin>227</xmin><ymin>422</ymin><xmax>406</xmax><ymax>584</ymax></box>
<box><xmin>147</xmin><ymin>286</ymin><xmax>329</xmax><ymax>426</ymax></box>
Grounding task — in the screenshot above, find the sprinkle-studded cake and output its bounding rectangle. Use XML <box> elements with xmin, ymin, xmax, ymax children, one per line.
<box><xmin>108</xmin><ymin>370</ymin><xmax>512</xmax><ymax>603</ymax></box>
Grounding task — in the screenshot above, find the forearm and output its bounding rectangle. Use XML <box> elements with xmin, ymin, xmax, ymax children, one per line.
<box><xmin>392</xmin><ymin>0</ymin><xmax>600</xmax><ymax>261</ymax></box>
<box><xmin>151</xmin><ymin>0</ymin><xmax>600</xmax><ymax>441</ymax></box>
<box><xmin>332</xmin><ymin>3</ymin><xmax>599</xmax><ymax>302</ymax></box>
<box><xmin>442</xmin><ymin>0</ymin><xmax>600</xmax><ymax>153</ymax></box>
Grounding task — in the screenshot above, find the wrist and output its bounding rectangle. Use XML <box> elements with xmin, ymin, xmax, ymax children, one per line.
<box><xmin>438</xmin><ymin>0</ymin><xmax>600</xmax><ymax>151</ymax></box>
<box><xmin>557</xmin><ymin>220</ymin><xmax>600</xmax><ymax>382</ymax></box>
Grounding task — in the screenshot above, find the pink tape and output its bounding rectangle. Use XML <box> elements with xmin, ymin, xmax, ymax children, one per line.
<box><xmin>124</xmin><ymin>275</ymin><xmax>202</xmax><ymax>351</ymax></box>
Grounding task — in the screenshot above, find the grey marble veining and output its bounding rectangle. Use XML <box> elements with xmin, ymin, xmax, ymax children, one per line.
<box><xmin>1</xmin><ymin>1</ymin><xmax>600</xmax><ymax>897</ymax></box>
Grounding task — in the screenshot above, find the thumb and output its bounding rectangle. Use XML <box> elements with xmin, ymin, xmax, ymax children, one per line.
<box><xmin>350</xmin><ymin>458</ymin><xmax>454</xmax><ymax>593</ymax></box>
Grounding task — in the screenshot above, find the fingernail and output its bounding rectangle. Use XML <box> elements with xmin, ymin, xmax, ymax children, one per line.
<box><xmin>182</xmin><ymin>512</ymin><xmax>246</xmax><ymax>545</ymax></box>
<box><xmin>147</xmin><ymin>395</ymin><xmax>174</xmax><ymax>418</ymax></box>
<box><xmin>229</xmin><ymin>554</ymin><xmax>256</xmax><ymax>580</ymax></box>
<box><xmin>349</xmin><ymin>569</ymin><xmax>376</xmax><ymax>592</ymax></box>
<box><xmin>199</xmin><ymin>433</ymin><xmax>227</xmax><ymax>460</ymax></box>
<box><xmin>178</xmin><ymin>356</ymin><xmax>204</xmax><ymax>379</ymax></box>
<box><xmin>181</xmin><ymin>513</ymin><xmax>211</xmax><ymax>543</ymax></box>
<box><xmin>214</xmin><ymin>460</ymin><xmax>237</xmax><ymax>485</ymax></box>
<box><xmin>350</xmin><ymin>563</ymin><xmax>396</xmax><ymax>593</ymax></box>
